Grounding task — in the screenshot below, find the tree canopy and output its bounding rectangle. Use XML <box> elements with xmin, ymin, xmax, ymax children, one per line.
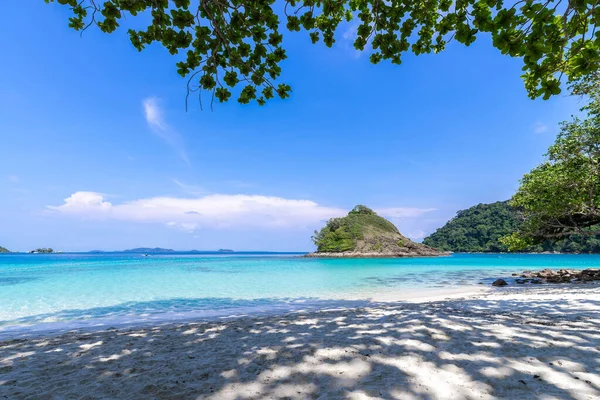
<box><xmin>312</xmin><ymin>206</ymin><xmax>398</xmax><ymax>252</ymax></box>
<box><xmin>501</xmin><ymin>74</ymin><xmax>600</xmax><ymax>250</ymax></box>
<box><xmin>423</xmin><ymin>201</ymin><xmax>600</xmax><ymax>252</ymax></box>
<box><xmin>46</xmin><ymin>0</ymin><xmax>600</xmax><ymax>106</ymax></box>
<box><xmin>424</xmin><ymin>201</ymin><xmax>521</xmax><ymax>252</ymax></box>
<box><xmin>348</xmin><ymin>205</ymin><xmax>377</xmax><ymax>216</ymax></box>
<box><xmin>310</xmin><ymin>204</ymin><xmax>436</xmax><ymax>253</ymax></box>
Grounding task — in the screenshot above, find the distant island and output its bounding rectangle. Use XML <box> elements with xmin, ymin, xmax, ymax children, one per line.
<box><xmin>423</xmin><ymin>201</ymin><xmax>600</xmax><ymax>253</ymax></box>
<box><xmin>0</xmin><ymin>246</ymin><xmax>10</xmax><ymax>253</ymax></box>
<box><xmin>87</xmin><ymin>248</ymin><xmax>238</xmax><ymax>253</ymax></box>
<box><xmin>307</xmin><ymin>205</ymin><xmax>446</xmax><ymax>258</ymax></box>
<box><xmin>29</xmin><ymin>248</ymin><xmax>54</xmax><ymax>254</ymax></box>
<box><xmin>123</xmin><ymin>247</ymin><xmax>175</xmax><ymax>253</ymax></box>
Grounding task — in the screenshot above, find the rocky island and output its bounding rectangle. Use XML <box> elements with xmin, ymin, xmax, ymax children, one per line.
<box><xmin>28</xmin><ymin>248</ymin><xmax>54</xmax><ymax>254</ymax></box>
<box><xmin>307</xmin><ymin>205</ymin><xmax>448</xmax><ymax>258</ymax></box>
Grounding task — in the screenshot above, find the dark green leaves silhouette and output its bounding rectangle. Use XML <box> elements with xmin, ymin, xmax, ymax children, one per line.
<box><xmin>46</xmin><ymin>0</ymin><xmax>600</xmax><ymax>105</ymax></box>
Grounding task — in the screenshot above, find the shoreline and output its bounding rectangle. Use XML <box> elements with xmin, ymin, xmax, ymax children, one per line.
<box><xmin>2</xmin><ymin>276</ymin><xmax>598</xmax><ymax>341</ymax></box>
<box><xmin>0</xmin><ymin>285</ymin><xmax>488</xmax><ymax>341</ymax></box>
<box><xmin>303</xmin><ymin>251</ymin><xmax>450</xmax><ymax>258</ymax></box>
<box><xmin>1</xmin><ymin>284</ymin><xmax>598</xmax><ymax>399</ymax></box>
<box><xmin>1</xmin><ymin>259</ymin><xmax>599</xmax><ymax>342</ymax></box>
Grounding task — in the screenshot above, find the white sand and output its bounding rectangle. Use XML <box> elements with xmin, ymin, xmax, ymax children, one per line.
<box><xmin>1</xmin><ymin>285</ymin><xmax>599</xmax><ymax>399</ymax></box>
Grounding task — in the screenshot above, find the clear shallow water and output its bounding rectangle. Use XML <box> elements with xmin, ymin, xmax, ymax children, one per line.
<box><xmin>1</xmin><ymin>252</ymin><xmax>599</xmax><ymax>335</ymax></box>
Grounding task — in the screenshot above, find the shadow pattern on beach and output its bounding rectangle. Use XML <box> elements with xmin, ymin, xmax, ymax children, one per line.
<box><xmin>0</xmin><ymin>298</ymin><xmax>372</xmax><ymax>335</ymax></box>
<box><xmin>1</xmin><ymin>286</ymin><xmax>600</xmax><ymax>399</ymax></box>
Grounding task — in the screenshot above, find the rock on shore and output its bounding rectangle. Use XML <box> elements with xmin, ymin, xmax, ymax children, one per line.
<box><xmin>520</xmin><ymin>268</ymin><xmax>600</xmax><ymax>283</ymax></box>
<box><xmin>304</xmin><ymin>246</ymin><xmax>447</xmax><ymax>258</ymax></box>
<box><xmin>495</xmin><ymin>268</ymin><xmax>600</xmax><ymax>286</ymax></box>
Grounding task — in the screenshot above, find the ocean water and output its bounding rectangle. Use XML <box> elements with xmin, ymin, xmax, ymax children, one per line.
<box><xmin>1</xmin><ymin>252</ymin><xmax>599</xmax><ymax>335</ymax></box>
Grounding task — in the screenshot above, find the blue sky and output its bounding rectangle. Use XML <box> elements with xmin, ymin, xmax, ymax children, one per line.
<box><xmin>0</xmin><ymin>3</ymin><xmax>580</xmax><ymax>252</ymax></box>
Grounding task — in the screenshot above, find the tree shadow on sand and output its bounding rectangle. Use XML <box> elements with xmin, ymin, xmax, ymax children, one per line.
<box><xmin>0</xmin><ymin>297</ymin><xmax>371</xmax><ymax>335</ymax></box>
<box><xmin>1</xmin><ymin>286</ymin><xmax>599</xmax><ymax>399</ymax></box>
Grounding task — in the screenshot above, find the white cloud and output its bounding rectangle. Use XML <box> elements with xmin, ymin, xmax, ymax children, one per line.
<box><xmin>48</xmin><ymin>191</ymin><xmax>347</xmax><ymax>231</ymax></box>
<box><xmin>143</xmin><ymin>97</ymin><xmax>190</xmax><ymax>166</ymax></box>
<box><xmin>48</xmin><ymin>192</ymin><xmax>437</xmax><ymax>235</ymax></box>
<box><xmin>533</xmin><ymin>122</ymin><xmax>548</xmax><ymax>134</ymax></box>
<box><xmin>8</xmin><ymin>175</ymin><xmax>19</xmax><ymax>183</ymax></box>
<box><xmin>166</xmin><ymin>221</ymin><xmax>199</xmax><ymax>232</ymax></box>
<box><xmin>51</xmin><ymin>192</ymin><xmax>112</xmax><ymax>211</ymax></box>
<box><xmin>376</xmin><ymin>207</ymin><xmax>437</xmax><ymax>218</ymax></box>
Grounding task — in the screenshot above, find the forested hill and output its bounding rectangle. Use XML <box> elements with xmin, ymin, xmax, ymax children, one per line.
<box><xmin>423</xmin><ymin>201</ymin><xmax>600</xmax><ymax>253</ymax></box>
<box><xmin>309</xmin><ymin>205</ymin><xmax>444</xmax><ymax>257</ymax></box>
<box><xmin>0</xmin><ymin>246</ymin><xmax>10</xmax><ymax>253</ymax></box>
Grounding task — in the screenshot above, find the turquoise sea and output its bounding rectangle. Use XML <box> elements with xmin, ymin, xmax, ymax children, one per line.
<box><xmin>1</xmin><ymin>253</ymin><xmax>599</xmax><ymax>336</ymax></box>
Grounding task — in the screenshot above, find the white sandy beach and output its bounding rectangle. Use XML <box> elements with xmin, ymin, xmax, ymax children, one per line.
<box><xmin>1</xmin><ymin>285</ymin><xmax>599</xmax><ymax>399</ymax></box>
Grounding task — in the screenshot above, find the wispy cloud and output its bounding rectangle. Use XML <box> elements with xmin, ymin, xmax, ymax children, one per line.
<box><xmin>7</xmin><ymin>175</ymin><xmax>19</xmax><ymax>183</ymax></box>
<box><xmin>342</xmin><ymin>24</ymin><xmax>356</xmax><ymax>41</ymax></box>
<box><xmin>405</xmin><ymin>230</ymin><xmax>426</xmax><ymax>241</ymax></box>
<box><xmin>166</xmin><ymin>221</ymin><xmax>200</xmax><ymax>233</ymax></box>
<box><xmin>533</xmin><ymin>122</ymin><xmax>548</xmax><ymax>134</ymax></box>
<box><xmin>376</xmin><ymin>207</ymin><xmax>437</xmax><ymax>218</ymax></box>
<box><xmin>376</xmin><ymin>208</ymin><xmax>438</xmax><ymax>243</ymax></box>
<box><xmin>143</xmin><ymin>97</ymin><xmax>190</xmax><ymax>166</ymax></box>
<box><xmin>172</xmin><ymin>179</ymin><xmax>207</xmax><ymax>196</ymax></box>
<box><xmin>342</xmin><ymin>22</ymin><xmax>363</xmax><ymax>58</ymax></box>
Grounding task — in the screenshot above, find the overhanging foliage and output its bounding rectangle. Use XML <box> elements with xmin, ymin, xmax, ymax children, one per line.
<box><xmin>502</xmin><ymin>73</ymin><xmax>600</xmax><ymax>250</ymax></box>
<box><xmin>46</xmin><ymin>0</ymin><xmax>600</xmax><ymax>106</ymax></box>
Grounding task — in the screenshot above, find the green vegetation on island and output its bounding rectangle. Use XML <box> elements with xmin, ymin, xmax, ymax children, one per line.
<box><xmin>426</xmin><ymin>74</ymin><xmax>600</xmax><ymax>254</ymax></box>
<box><xmin>0</xmin><ymin>246</ymin><xmax>10</xmax><ymax>253</ymax></box>
<box><xmin>423</xmin><ymin>202</ymin><xmax>520</xmax><ymax>253</ymax></box>
<box><xmin>46</xmin><ymin>0</ymin><xmax>599</xmax><ymax>106</ymax></box>
<box><xmin>29</xmin><ymin>248</ymin><xmax>54</xmax><ymax>254</ymax></box>
<box><xmin>423</xmin><ymin>201</ymin><xmax>600</xmax><ymax>253</ymax></box>
<box><xmin>310</xmin><ymin>205</ymin><xmax>443</xmax><ymax>257</ymax></box>
<box><xmin>502</xmin><ymin>74</ymin><xmax>600</xmax><ymax>251</ymax></box>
